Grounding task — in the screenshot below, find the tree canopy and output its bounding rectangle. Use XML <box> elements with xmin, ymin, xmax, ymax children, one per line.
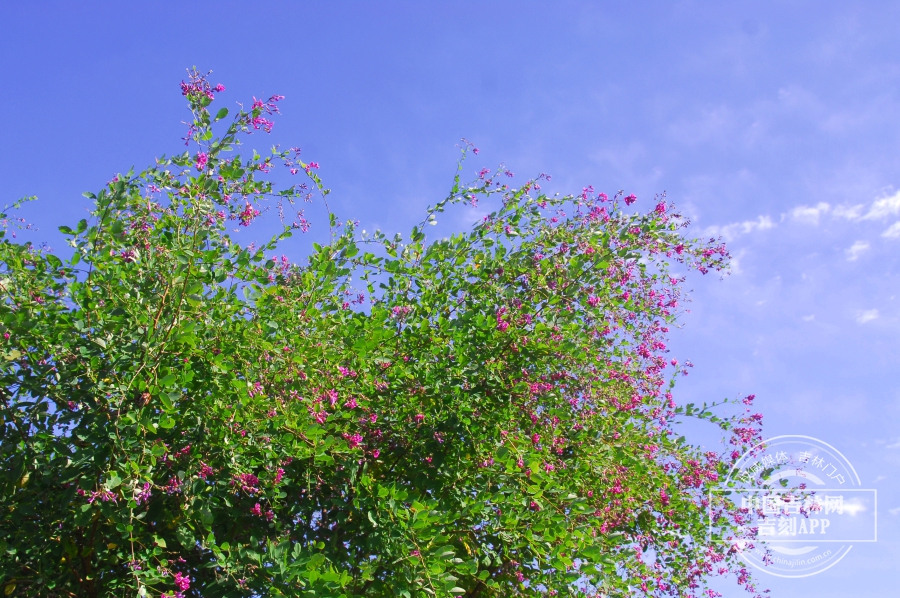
<box><xmin>0</xmin><ymin>70</ymin><xmax>764</xmax><ymax>597</ymax></box>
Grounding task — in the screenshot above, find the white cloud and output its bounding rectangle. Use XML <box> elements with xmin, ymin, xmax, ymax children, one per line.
<box><xmin>704</xmin><ymin>189</ymin><xmax>900</xmax><ymax>249</ymax></box>
<box><xmin>882</xmin><ymin>222</ymin><xmax>900</xmax><ymax>238</ymax></box>
<box><xmin>855</xmin><ymin>309</ymin><xmax>879</xmax><ymax>324</ymax></box>
<box><xmin>704</xmin><ymin>215</ymin><xmax>775</xmax><ymax>241</ymax></box>
<box><xmin>791</xmin><ymin>202</ymin><xmax>830</xmax><ymax>225</ymax></box>
<box><xmin>802</xmin><ymin>314</ymin><xmax>815</xmax><ymax>321</ymax></box>
<box><xmin>785</xmin><ymin>191</ymin><xmax>898</xmax><ymax>227</ymax></box>
<box><xmin>887</xmin><ymin>439</ymin><xmax>900</xmax><ymax>449</ymax></box>
<box><xmin>862</xmin><ymin>190</ymin><xmax>900</xmax><ymax>220</ymax></box>
<box><xmin>845</xmin><ymin>240</ymin><xmax>870</xmax><ymax>261</ymax></box>
<box><xmin>890</xmin><ymin>507</ymin><xmax>900</xmax><ymax>516</ymax></box>
<box><xmin>842</xmin><ymin>498</ymin><xmax>868</xmax><ymax>517</ymax></box>
<box><xmin>728</xmin><ymin>249</ymin><xmax>748</xmax><ymax>275</ymax></box>
<box><xmin>833</xmin><ymin>204</ymin><xmax>865</xmax><ymax>219</ymax></box>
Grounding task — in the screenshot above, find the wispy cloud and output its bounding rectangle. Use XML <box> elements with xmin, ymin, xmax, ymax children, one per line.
<box><xmin>843</xmin><ymin>498</ymin><xmax>868</xmax><ymax>517</ymax></box>
<box><xmin>833</xmin><ymin>204</ymin><xmax>865</xmax><ymax>220</ymax></box>
<box><xmin>855</xmin><ymin>309</ymin><xmax>879</xmax><ymax>324</ymax></box>
<box><xmin>882</xmin><ymin>222</ymin><xmax>900</xmax><ymax>238</ymax></box>
<box><xmin>700</xmin><ymin>190</ymin><xmax>900</xmax><ymax>287</ymax></box>
<box><xmin>791</xmin><ymin>202</ymin><xmax>830</xmax><ymax>225</ymax></box>
<box><xmin>703</xmin><ymin>215</ymin><xmax>775</xmax><ymax>241</ymax></box>
<box><xmin>845</xmin><ymin>240</ymin><xmax>870</xmax><ymax>261</ymax></box>
<box><xmin>862</xmin><ymin>190</ymin><xmax>900</xmax><ymax>220</ymax></box>
<box><xmin>787</xmin><ymin>191</ymin><xmax>900</xmax><ymax>230</ymax></box>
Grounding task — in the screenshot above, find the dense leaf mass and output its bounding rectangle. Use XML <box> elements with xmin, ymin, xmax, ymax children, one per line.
<box><xmin>0</xmin><ymin>70</ymin><xmax>764</xmax><ymax>597</ymax></box>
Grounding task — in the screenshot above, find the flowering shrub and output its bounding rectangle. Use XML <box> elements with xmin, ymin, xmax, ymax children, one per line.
<box><xmin>0</xmin><ymin>70</ymin><xmax>765</xmax><ymax>597</ymax></box>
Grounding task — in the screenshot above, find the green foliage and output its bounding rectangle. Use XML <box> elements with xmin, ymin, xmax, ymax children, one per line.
<box><xmin>0</xmin><ymin>70</ymin><xmax>762</xmax><ymax>597</ymax></box>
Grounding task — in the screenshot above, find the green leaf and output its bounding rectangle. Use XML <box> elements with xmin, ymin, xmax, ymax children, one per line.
<box><xmin>175</xmin><ymin>526</ymin><xmax>194</xmax><ymax>548</ymax></box>
<box><xmin>0</xmin><ymin>73</ymin><xmax>753</xmax><ymax>598</ymax></box>
<box><xmin>200</xmin><ymin>509</ymin><xmax>214</xmax><ymax>526</ymax></box>
<box><xmin>159</xmin><ymin>393</ymin><xmax>175</xmax><ymax>412</ymax></box>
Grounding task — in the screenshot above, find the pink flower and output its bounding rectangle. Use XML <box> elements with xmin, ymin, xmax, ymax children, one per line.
<box><xmin>87</xmin><ymin>489</ymin><xmax>118</xmax><ymax>504</ymax></box>
<box><xmin>164</xmin><ymin>476</ymin><xmax>182</xmax><ymax>495</ymax></box>
<box><xmin>624</xmin><ymin>194</ymin><xmax>637</xmax><ymax>205</ymax></box>
<box><xmin>195</xmin><ymin>152</ymin><xmax>208</xmax><ymax>170</ymax></box>
<box><xmin>391</xmin><ymin>305</ymin><xmax>412</xmax><ymax>319</ymax></box>
<box><xmin>495</xmin><ymin>306</ymin><xmax>510</xmax><ymax>331</ymax></box>
<box><xmin>238</xmin><ymin>202</ymin><xmax>260</xmax><ymax>226</ymax></box>
<box><xmin>234</xmin><ymin>473</ymin><xmax>260</xmax><ymax>493</ymax></box>
<box><xmin>135</xmin><ymin>483</ymin><xmax>153</xmax><ymax>505</ymax></box>
<box><xmin>214</xmin><ymin>83</ymin><xmax>225</xmax><ymax>92</ymax></box>
<box><xmin>250</xmin><ymin>503</ymin><xmax>262</xmax><ymax>517</ymax></box>
<box><xmin>414</xmin><ymin>413</ymin><xmax>425</xmax><ymax>424</ymax></box>
<box><xmin>274</xmin><ymin>468</ymin><xmax>285</xmax><ymax>484</ymax></box>
<box><xmin>174</xmin><ymin>572</ymin><xmax>190</xmax><ymax>591</ymax></box>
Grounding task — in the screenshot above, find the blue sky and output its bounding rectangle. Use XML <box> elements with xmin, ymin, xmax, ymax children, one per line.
<box><xmin>1</xmin><ymin>1</ymin><xmax>897</xmax><ymax>594</ymax></box>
